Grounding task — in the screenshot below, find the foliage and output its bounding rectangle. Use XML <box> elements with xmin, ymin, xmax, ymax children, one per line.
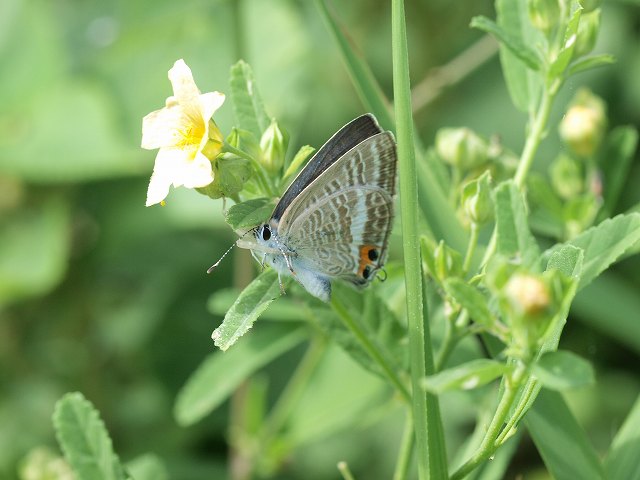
<box><xmin>2</xmin><ymin>0</ymin><xmax>640</xmax><ymax>479</ymax></box>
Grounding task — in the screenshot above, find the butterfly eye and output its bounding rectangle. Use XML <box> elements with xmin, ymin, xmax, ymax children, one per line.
<box><xmin>261</xmin><ymin>225</ymin><xmax>271</xmax><ymax>241</ymax></box>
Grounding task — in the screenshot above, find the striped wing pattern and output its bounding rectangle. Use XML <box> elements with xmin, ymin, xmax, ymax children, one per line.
<box><xmin>277</xmin><ymin>132</ymin><xmax>396</xmax><ymax>285</ymax></box>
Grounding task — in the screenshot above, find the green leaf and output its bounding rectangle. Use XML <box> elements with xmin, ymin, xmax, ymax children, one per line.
<box><xmin>546</xmin><ymin>244</ymin><xmax>584</xmax><ymax>279</ymax></box>
<box><xmin>495</xmin><ymin>0</ymin><xmax>544</xmax><ymax>111</ymax></box>
<box><xmin>283</xmin><ymin>145</ymin><xmax>315</xmax><ymax>182</ymax></box>
<box><xmin>229</xmin><ymin>60</ymin><xmax>270</xmax><ymax>140</ymax></box>
<box><xmin>548</xmin><ymin>8</ymin><xmax>582</xmax><ymax>79</ymax></box>
<box><xmin>126</xmin><ymin>454</ymin><xmax>168</xmax><ymax>480</ymax></box>
<box><xmin>0</xmin><ymin>199</ymin><xmax>70</xmax><ymax>306</ymax></box>
<box><xmin>175</xmin><ymin>324</ymin><xmax>306</xmax><ymax>426</ymax></box>
<box><xmin>526</xmin><ymin>390</ymin><xmax>605</xmax><ymax>480</ymax></box>
<box><xmin>443</xmin><ymin>278</ymin><xmax>494</xmax><ymax>328</ymax></box>
<box><xmin>211</xmin><ymin>269</ymin><xmax>284</xmax><ymax>351</ymax></box>
<box><xmin>52</xmin><ymin>392</ymin><xmax>127</xmax><ymax>480</ymax></box>
<box><xmin>568</xmin><ymin>53</ymin><xmax>616</xmax><ymax>76</ymax></box>
<box><xmin>532</xmin><ymin>350</ymin><xmax>595</xmax><ymax>391</ymax></box>
<box><xmin>600</xmin><ymin>126</ymin><xmax>639</xmax><ymax>217</ymax></box>
<box><xmin>470</xmin><ymin>16</ymin><xmax>541</xmax><ymax>71</ymax></box>
<box><xmin>494</xmin><ymin>181</ymin><xmax>540</xmax><ymax>268</ymax></box>
<box><xmin>198</xmin><ymin>155</ymin><xmax>252</xmax><ymax>200</ymax></box>
<box><xmin>605</xmin><ymin>396</ymin><xmax>640</xmax><ymax>480</ymax></box>
<box><xmin>544</xmin><ymin>213</ymin><xmax>640</xmax><ymax>289</ymax></box>
<box><xmin>422</xmin><ymin>359</ymin><xmax>509</xmax><ymax>394</ymax></box>
<box><xmin>573</xmin><ymin>272</ymin><xmax>640</xmax><ymax>355</ymax></box>
<box><xmin>225</xmin><ymin>198</ymin><xmax>275</xmax><ymax>230</ymax></box>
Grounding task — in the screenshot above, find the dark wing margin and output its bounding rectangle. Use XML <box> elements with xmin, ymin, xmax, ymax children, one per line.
<box><xmin>271</xmin><ymin>113</ymin><xmax>383</xmax><ymax>222</ymax></box>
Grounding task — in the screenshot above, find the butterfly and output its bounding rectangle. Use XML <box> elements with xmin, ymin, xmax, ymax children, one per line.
<box><xmin>237</xmin><ymin>114</ymin><xmax>397</xmax><ymax>302</ymax></box>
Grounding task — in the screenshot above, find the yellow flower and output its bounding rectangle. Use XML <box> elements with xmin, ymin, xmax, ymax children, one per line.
<box><xmin>141</xmin><ymin>59</ymin><xmax>225</xmax><ymax>206</ymax></box>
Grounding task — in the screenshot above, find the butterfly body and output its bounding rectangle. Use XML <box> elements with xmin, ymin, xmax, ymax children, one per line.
<box><xmin>239</xmin><ymin>114</ymin><xmax>397</xmax><ymax>302</ymax></box>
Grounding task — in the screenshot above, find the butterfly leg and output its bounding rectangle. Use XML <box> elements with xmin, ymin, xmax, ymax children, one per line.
<box><xmin>277</xmin><ymin>272</ymin><xmax>287</xmax><ymax>295</ymax></box>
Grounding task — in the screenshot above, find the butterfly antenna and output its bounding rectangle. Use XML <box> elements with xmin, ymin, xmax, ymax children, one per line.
<box><xmin>207</xmin><ymin>228</ymin><xmax>256</xmax><ymax>274</ymax></box>
<box><xmin>375</xmin><ymin>267</ymin><xmax>388</xmax><ymax>282</ymax></box>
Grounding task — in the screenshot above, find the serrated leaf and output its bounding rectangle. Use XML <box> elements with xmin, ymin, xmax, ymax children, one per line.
<box><xmin>283</xmin><ymin>145</ymin><xmax>315</xmax><ymax>182</ymax></box>
<box><xmin>532</xmin><ymin>350</ymin><xmax>595</xmax><ymax>391</ymax></box>
<box><xmin>225</xmin><ymin>198</ymin><xmax>274</xmax><ymax>230</ymax></box>
<box><xmin>422</xmin><ymin>359</ymin><xmax>509</xmax><ymax>394</ymax></box>
<box><xmin>229</xmin><ymin>61</ymin><xmax>270</xmax><ymax>140</ymax></box>
<box><xmin>470</xmin><ymin>16</ymin><xmax>541</xmax><ymax>71</ymax></box>
<box><xmin>211</xmin><ymin>269</ymin><xmax>284</xmax><ymax>351</ymax></box>
<box><xmin>52</xmin><ymin>392</ymin><xmax>127</xmax><ymax>480</ymax></box>
<box><xmin>494</xmin><ymin>181</ymin><xmax>540</xmax><ymax>268</ymax></box>
<box><xmin>548</xmin><ymin>8</ymin><xmax>582</xmax><ymax>79</ymax></box>
<box><xmin>443</xmin><ymin>278</ymin><xmax>494</xmax><ymax>328</ymax></box>
<box><xmin>546</xmin><ymin>244</ymin><xmax>584</xmax><ymax>279</ymax></box>
<box><xmin>175</xmin><ymin>324</ymin><xmax>306</xmax><ymax>426</ymax></box>
<box><xmin>545</xmin><ymin>213</ymin><xmax>640</xmax><ymax>290</ymax></box>
<box><xmin>605</xmin><ymin>396</ymin><xmax>640</xmax><ymax>480</ymax></box>
<box><xmin>495</xmin><ymin>0</ymin><xmax>544</xmax><ymax>111</ymax></box>
<box><xmin>568</xmin><ymin>54</ymin><xmax>616</xmax><ymax>76</ymax></box>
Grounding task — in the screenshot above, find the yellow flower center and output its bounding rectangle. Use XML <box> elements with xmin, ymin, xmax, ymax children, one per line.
<box><xmin>177</xmin><ymin>121</ymin><xmax>205</xmax><ymax>149</ymax></box>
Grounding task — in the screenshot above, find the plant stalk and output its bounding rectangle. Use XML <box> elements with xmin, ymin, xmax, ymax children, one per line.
<box><xmin>392</xmin><ymin>0</ymin><xmax>448</xmax><ymax>477</ymax></box>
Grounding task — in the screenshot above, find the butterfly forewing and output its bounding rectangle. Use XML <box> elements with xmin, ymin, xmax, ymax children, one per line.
<box><xmin>277</xmin><ymin>131</ymin><xmax>397</xmax><ymax>285</ymax></box>
<box><xmin>272</xmin><ymin>114</ymin><xmax>383</xmax><ymax>222</ymax></box>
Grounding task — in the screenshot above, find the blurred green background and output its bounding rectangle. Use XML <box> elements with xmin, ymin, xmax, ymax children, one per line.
<box><xmin>1</xmin><ymin>0</ymin><xmax>639</xmax><ymax>478</ymax></box>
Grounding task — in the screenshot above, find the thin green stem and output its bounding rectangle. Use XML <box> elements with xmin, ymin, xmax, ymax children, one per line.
<box><xmin>513</xmin><ymin>87</ymin><xmax>556</xmax><ymax>188</ymax></box>
<box><xmin>495</xmin><ymin>378</ymin><xmax>538</xmax><ymax>446</ymax></box>
<box><xmin>463</xmin><ymin>223</ymin><xmax>479</xmax><ymax>274</ymax></box>
<box><xmin>450</xmin><ymin>364</ymin><xmax>527</xmax><ymax>480</ymax></box>
<box><xmin>435</xmin><ymin>310</ymin><xmax>468</xmax><ymax>372</ymax></box>
<box><xmin>393</xmin><ymin>412</ymin><xmax>415</xmax><ymax>480</ymax></box>
<box><xmin>331</xmin><ymin>297</ymin><xmax>411</xmax><ymax>402</ymax></box>
<box><xmin>338</xmin><ymin>462</ymin><xmax>357</xmax><ymax>480</ymax></box>
<box><xmin>392</xmin><ymin>0</ymin><xmax>447</xmax><ymax>478</ymax></box>
<box><xmin>224</xmin><ymin>142</ymin><xmax>276</xmax><ymax>196</ymax></box>
<box><xmin>261</xmin><ymin>336</ymin><xmax>326</xmax><ymax>442</ymax></box>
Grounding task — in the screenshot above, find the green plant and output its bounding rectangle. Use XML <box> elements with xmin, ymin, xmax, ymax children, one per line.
<box><xmin>42</xmin><ymin>1</ymin><xmax>640</xmax><ymax>479</ymax></box>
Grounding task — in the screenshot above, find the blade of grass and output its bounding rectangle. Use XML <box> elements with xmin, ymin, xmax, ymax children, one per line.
<box><xmin>392</xmin><ymin>0</ymin><xmax>447</xmax><ymax>478</ymax></box>
<box><xmin>315</xmin><ymin>0</ymin><xmax>468</xmax><ymax>254</ymax></box>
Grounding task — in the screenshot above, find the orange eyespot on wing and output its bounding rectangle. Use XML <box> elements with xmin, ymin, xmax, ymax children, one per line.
<box><xmin>358</xmin><ymin>245</ymin><xmax>381</xmax><ymax>279</ymax></box>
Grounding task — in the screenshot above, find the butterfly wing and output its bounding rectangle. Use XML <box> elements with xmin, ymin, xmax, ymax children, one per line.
<box><xmin>271</xmin><ymin>114</ymin><xmax>383</xmax><ymax>222</ymax></box>
<box><xmin>277</xmin><ymin>131</ymin><xmax>397</xmax><ymax>285</ymax></box>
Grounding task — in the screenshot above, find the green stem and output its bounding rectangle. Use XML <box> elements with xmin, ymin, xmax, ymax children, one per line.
<box><xmin>392</xmin><ymin>0</ymin><xmax>447</xmax><ymax>478</ymax></box>
<box><xmin>261</xmin><ymin>336</ymin><xmax>326</xmax><ymax>441</ymax></box>
<box><xmin>513</xmin><ymin>87</ymin><xmax>556</xmax><ymax>188</ymax></box>
<box><xmin>338</xmin><ymin>462</ymin><xmax>357</xmax><ymax>480</ymax></box>
<box><xmin>463</xmin><ymin>223</ymin><xmax>479</xmax><ymax>274</ymax></box>
<box><xmin>331</xmin><ymin>297</ymin><xmax>411</xmax><ymax>402</ymax></box>
<box><xmin>450</xmin><ymin>364</ymin><xmax>527</xmax><ymax>480</ymax></box>
<box><xmin>393</xmin><ymin>412</ymin><xmax>415</xmax><ymax>480</ymax></box>
<box><xmin>495</xmin><ymin>378</ymin><xmax>538</xmax><ymax>446</ymax></box>
<box><xmin>224</xmin><ymin>142</ymin><xmax>275</xmax><ymax>196</ymax></box>
<box><xmin>435</xmin><ymin>310</ymin><xmax>468</xmax><ymax>372</ymax></box>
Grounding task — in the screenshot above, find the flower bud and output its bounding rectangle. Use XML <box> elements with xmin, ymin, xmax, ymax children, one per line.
<box><xmin>435</xmin><ymin>128</ymin><xmax>488</xmax><ymax>171</ymax></box>
<box><xmin>201</xmin><ymin>119</ymin><xmax>224</xmax><ymax>160</ymax></box>
<box><xmin>505</xmin><ymin>273</ymin><xmax>551</xmax><ymax>317</ymax></box>
<box><xmin>528</xmin><ymin>0</ymin><xmax>560</xmax><ymax>34</ymax></box>
<box><xmin>433</xmin><ymin>240</ymin><xmax>463</xmax><ymax>282</ymax></box>
<box><xmin>574</xmin><ymin>9</ymin><xmax>601</xmax><ymax>58</ymax></box>
<box><xmin>578</xmin><ymin>0</ymin><xmax>601</xmax><ymax>13</ymax></box>
<box><xmin>559</xmin><ymin>89</ymin><xmax>607</xmax><ymax>157</ymax></box>
<box><xmin>549</xmin><ymin>154</ymin><xmax>583</xmax><ymax>200</ymax></box>
<box><xmin>461</xmin><ymin>171</ymin><xmax>493</xmax><ymax>226</ymax></box>
<box><xmin>259</xmin><ymin>119</ymin><xmax>287</xmax><ymax>173</ymax></box>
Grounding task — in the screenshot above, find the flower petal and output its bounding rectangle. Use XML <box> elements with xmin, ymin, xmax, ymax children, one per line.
<box><xmin>175</xmin><ymin>151</ymin><xmax>214</xmax><ymax>189</ymax></box>
<box><xmin>146</xmin><ymin>148</ymin><xmax>180</xmax><ymax>206</ymax></box>
<box><xmin>141</xmin><ymin>106</ymin><xmax>187</xmax><ymax>149</ymax></box>
<box><xmin>199</xmin><ymin>92</ymin><xmax>225</xmax><ymax>122</ymax></box>
<box><xmin>168</xmin><ymin>59</ymin><xmax>200</xmax><ymax>105</ymax></box>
